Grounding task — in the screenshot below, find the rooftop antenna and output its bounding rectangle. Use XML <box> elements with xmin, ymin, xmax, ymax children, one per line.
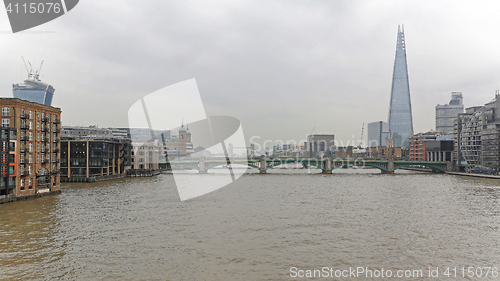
<box><xmin>21</xmin><ymin>56</ymin><xmax>33</xmax><ymax>79</ymax></box>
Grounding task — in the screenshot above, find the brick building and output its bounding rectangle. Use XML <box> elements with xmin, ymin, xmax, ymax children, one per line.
<box><xmin>0</xmin><ymin>98</ymin><xmax>61</xmax><ymax>201</ymax></box>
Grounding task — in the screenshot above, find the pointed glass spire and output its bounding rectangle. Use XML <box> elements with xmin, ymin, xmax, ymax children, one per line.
<box><xmin>388</xmin><ymin>25</ymin><xmax>413</xmax><ymax>147</ymax></box>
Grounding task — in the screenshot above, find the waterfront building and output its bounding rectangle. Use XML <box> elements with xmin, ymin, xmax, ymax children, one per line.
<box><xmin>305</xmin><ymin>134</ymin><xmax>335</xmax><ymax>157</ymax></box>
<box><xmin>13</xmin><ymin>62</ymin><xmax>55</xmax><ymax>106</ymax></box>
<box><xmin>0</xmin><ymin>127</ymin><xmax>17</xmax><ymax>197</ymax></box>
<box><xmin>130</xmin><ymin>140</ymin><xmax>165</xmax><ymax>170</ymax></box>
<box><xmin>436</xmin><ymin>92</ymin><xmax>464</xmax><ymax>134</ymax></box>
<box><xmin>453</xmin><ymin>106</ymin><xmax>481</xmax><ymax>171</ymax></box>
<box><xmin>0</xmin><ymin>98</ymin><xmax>61</xmax><ymax>201</ymax></box>
<box><xmin>456</xmin><ymin>94</ymin><xmax>500</xmax><ymax>173</ymax></box>
<box><xmin>388</xmin><ymin>25</ymin><xmax>413</xmax><ymax>147</ymax></box>
<box><xmin>408</xmin><ymin>131</ymin><xmax>453</xmax><ymax>161</ymax></box>
<box><xmin>367</xmin><ymin>121</ymin><xmax>389</xmax><ymax>147</ymax></box>
<box><xmin>60</xmin><ymin>126</ymin><xmax>131</xmax><ymax>182</ymax></box>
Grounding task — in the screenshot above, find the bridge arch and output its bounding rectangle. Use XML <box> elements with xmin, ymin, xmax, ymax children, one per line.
<box><xmin>267</xmin><ymin>160</ymin><xmax>325</xmax><ymax>171</ymax></box>
<box><xmin>394</xmin><ymin>164</ymin><xmax>447</xmax><ymax>173</ymax></box>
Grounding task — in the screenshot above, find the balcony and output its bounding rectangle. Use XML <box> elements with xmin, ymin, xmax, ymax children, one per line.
<box><xmin>20</xmin><ymin>136</ymin><xmax>28</xmax><ymax>141</ymax></box>
<box><xmin>20</xmin><ymin>124</ymin><xmax>28</xmax><ymax>130</ymax></box>
<box><xmin>20</xmin><ymin>114</ymin><xmax>27</xmax><ymax>119</ymax></box>
<box><xmin>53</xmin><ymin>148</ymin><xmax>59</xmax><ymax>153</ymax></box>
<box><xmin>41</xmin><ymin>117</ymin><xmax>49</xmax><ymax>122</ymax></box>
<box><xmin>20</xmin><ymin>171</ymin><xmax>29</xmax><ymax>177</ymax></box>
<box><xmin>53</xmin><ymin>159</ymin><xmax>59</xmax><ymax>163</ymax></box>
<box><xmin>52</xmin><ymin>169</ymin><xmax>60</xmax><ymax>174</ymax></box>
<box><xmin>53</xmin><ymin>119</ymin><xmax>60</xmax><ymax>124</ymax></box>
<box><xmin>53</xmin><ymin>139</ymin><xmax>60</xmax><ymax>143</ymax></box>
<box><xmin>41</xmin><ymin>159</ymin><xmax>48</xmax><ymax>164</ymax></box>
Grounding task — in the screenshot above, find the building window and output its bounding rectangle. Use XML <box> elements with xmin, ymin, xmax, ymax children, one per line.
<box><xmin>2</xmin><ymin>107</ymin><xmax>9</xmax><ymax>117</ymax></box>
<box><xmin>20</xmin><ymin>108</ymin><xmax>25</xmax><ymax>117</ymax></box>
<box><xmin>28</xmin><ymin>165</ymin><xmax>32</xmax><ymax>174</ymax></box>
<box><xmin>29</xmin><ymin>132</ymin><xmax>33</xmax><ymax>141</ymax></box>
<box><xmin>29</xmin><ymin>121</ymin><xmax>33</xmax><ymax>130</ymax></box>
<box><xmin>29</xmin><ymin>110</ymin><xmax>33</xmax><ymax>119</ymax></box>
<box><xmin>29</xmin><ymin>143</ymin><xmax>33</xmax><ymax>152</ymax></box>
<box><xmin>28</xmin><ymin>178</ymin><xmax>32</xmax><ymax>187</ymax></box>
<box><xmin>20</xmin><ymin>178</ymin><xmax>24</xmax><ymax>187</ymax></box>
<box><xmin>2</xmin><ymin>118</ymin><xmax>9</xmax><ymax>128</ymax></box>
<box><xmin>28</xmin><ymin>154</ymin><xmax>32</xmax><ymax>164</ymax></box>
<box><xmin>41</xmin><ymin>112</ymin><xmax>45</xmax><ymax>119</ymax></box>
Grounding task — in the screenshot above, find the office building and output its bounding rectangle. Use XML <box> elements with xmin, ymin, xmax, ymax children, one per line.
<box><xmin>408</xmin><ymin>131</ymin><xmax>453</xmax><ymax>161</ymax></box>
<box><xmin>367</xmin><ymin>121</ymin><xmax>389</xmax><ymax>147</ymax></box>
<box><xmin>13</xmin><ymin>61</ymin><xmax>55</xmax><ymax>106</ymax></box>
<box><xmin>436</xmin><ymin>92</ymin><xmax>464</xmax><ymax>134</ymax></box>
<box><xmin>456</xmin><ymin>94</ymin><xmax>500</xmax><ymax>172</ymax></box>
<box><xmin>60</xmin><ymin>126</ymin><xmax>132</xmax><ymax>181</ymax></box>
<box><xmin>305</xmin><ymin>134</ymin><xmax>335</xmax><ymax>157</ymax></box>
<box><xmin>388</xmin><ymin>25</ymin><xmax>413</xmax><ymax>147</ymax></box>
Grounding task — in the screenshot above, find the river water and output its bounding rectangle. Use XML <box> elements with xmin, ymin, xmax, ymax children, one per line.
<box><xmin>0</xmin><ymin>168</ymin><xmax>499</xmax><ymax>280</ymax></box>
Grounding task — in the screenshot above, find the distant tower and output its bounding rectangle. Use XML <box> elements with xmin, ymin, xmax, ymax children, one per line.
<box><xmin>178</xmin><ymin>123</ymin><xmax>191</xmax><ymax>143</ymax></box>
<box><xmin>388</xmin><ymin>25</ymin><xmax>413</xmax><ymax>147</ymax></box>
<box><xmin>13</xmin><ymin>58</ymin><xmax>55</xmax><ymax>106</ymax></box>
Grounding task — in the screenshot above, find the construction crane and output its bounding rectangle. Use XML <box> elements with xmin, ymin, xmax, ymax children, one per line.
<box><xmin>358</xmin><ymin>123</ymin><xmax>364</xmax><ymax>148</ymax></box>
<box><xmin>21</xmin><ymin>56</ymin><xmax>33</xmax><ymax>79</ymax></box>
<box><xmin>34</xmin><ymin>60</ymin><xmax>44</xmax><ymax>81</ymax></box>
<box><xmin>310</xmin><ymin>126</ymin><xmax>316</xmax><ymax>135</ymax></box>
<box><xmin>407</xmin><ymin>123</ymin><xmax>414</xmax><ymax>136</ymax></box>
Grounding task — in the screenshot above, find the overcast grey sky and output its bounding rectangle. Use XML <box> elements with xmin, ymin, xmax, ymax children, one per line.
<box><xmin>1</xmin><ymin>1</ymin><xmax>500</xmax><ymax>146</ymax></box>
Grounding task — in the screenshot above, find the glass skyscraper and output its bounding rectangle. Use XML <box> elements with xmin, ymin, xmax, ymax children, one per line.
<box><xmin>388</xmin><ymin>25</ymin><xmax>413</xmax><ymax>147</ymax></box>
<box><xmin>13</xmin><ymin>76</ymin><xmax>54</xmax><ymax>106</ymax></box>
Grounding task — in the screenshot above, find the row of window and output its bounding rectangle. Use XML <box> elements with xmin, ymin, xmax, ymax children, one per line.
<box><xmin>2</xmin><ymin>107</ymin><xmax>58</xmax><ymax>121</ymax></box>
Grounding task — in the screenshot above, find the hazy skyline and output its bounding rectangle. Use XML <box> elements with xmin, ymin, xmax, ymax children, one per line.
<box><xmin>1</xmin><ymin>1</ymin><xmax>500</xmax><ymax>146</ymax></box>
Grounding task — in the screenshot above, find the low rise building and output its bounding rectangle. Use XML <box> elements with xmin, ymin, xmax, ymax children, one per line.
<box><xmin>368</xmin><ymin>147</ymin><xmax>403</xmax><ymax>159</ymax></box>
<box><xmin>409</xmin><ymin>131</ymin><xmax>453</xmax><ymax>161</ymax></box>
<box><xmin>130</xmin><ymin>140</ymin><xmax>165</xmax><ymax>170</ymax></box>
<box><xmin>60</xmin><ymin>126</ymin><xmax>131</xmax><ymax>182</ymax></box>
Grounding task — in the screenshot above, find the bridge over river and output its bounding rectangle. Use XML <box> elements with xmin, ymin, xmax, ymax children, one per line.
<box><xmin>164</xmin><ymin>157</ymin><xmax>451</xmax><ymax>174</ymax></box>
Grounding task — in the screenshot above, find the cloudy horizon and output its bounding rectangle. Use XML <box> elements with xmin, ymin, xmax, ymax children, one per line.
<box><xmin>2</xmin><ymin>1</ymin><xmax>500</xmax><ymax>147</ymax></box>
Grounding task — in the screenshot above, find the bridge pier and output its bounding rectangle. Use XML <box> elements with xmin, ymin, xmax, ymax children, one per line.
<box><xmin>322</xmin><ymin>157</ymin><xmax>332</xmax><ymax>174</ymax></box>
<box><xmin>383</xmin><ymin>158</ymin><xmax>395</xmax><ymax>174</ymax></box>
<box><xmin>259</xmin><ymin>156</ymin><xmax>267</xmax><ymax>174</ymax></box>
<box><xmin>198</xmin><ymin>157</ymin><xmax>207</xmax><ymax>174</ymax></box>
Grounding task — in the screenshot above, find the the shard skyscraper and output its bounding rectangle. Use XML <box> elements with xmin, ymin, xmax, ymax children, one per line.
<box><xmin>388</xmin><ymin>25</ymin><xmax>413</xmax><ymax>147</ymax></box>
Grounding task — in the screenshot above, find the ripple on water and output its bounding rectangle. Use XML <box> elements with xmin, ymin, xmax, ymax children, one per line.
<box><xmin>0</xmin><ymin>171</ymin><xmax>498</xmax><ymax>280</ymax></box>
